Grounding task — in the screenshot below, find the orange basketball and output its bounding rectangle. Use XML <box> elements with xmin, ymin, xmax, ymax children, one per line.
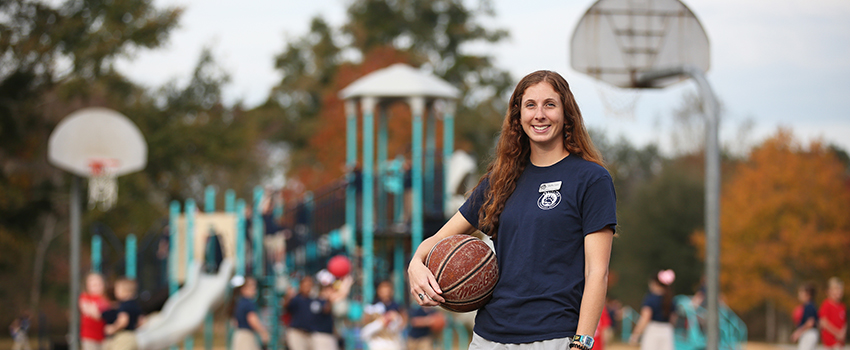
<box><xmin>425</xmin><ymin>235</ymin><xmax>498</xmax><ymax>312</ymax></box>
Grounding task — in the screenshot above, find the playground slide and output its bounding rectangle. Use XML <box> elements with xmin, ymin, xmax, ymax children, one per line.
<box><xmin>135</xmin><ymin>259</ymin><xmax>234</xmax><ymax>350</ymax></box>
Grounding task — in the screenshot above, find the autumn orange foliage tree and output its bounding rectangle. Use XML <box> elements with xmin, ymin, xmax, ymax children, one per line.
<box><xmin>694</xmin><ymin>129</ymin><xmax>850</xmax><ymax>313</ymax></box>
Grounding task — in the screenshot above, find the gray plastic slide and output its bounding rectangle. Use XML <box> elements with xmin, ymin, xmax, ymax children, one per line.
<box><xmin>135</xmin><ymin>259</ymin><xmax>234</xmax><ymax>350</ymax></box>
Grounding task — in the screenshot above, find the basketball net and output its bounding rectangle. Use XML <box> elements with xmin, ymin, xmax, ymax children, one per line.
<box><xmin>88</xmin><ymin>160</ymin><xmax>118</xmax><ymax>211</ymax></box>
<box><xmin>595</xmin><ymin>83</ymin><xmax>642</xmax><ymax>120</ymax></box>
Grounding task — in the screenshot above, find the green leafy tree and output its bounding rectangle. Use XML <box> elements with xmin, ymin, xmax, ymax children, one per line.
<box><xmin>609</xmin><ymin>154</ymin><xmax>706</xmax><ymax>307</ymax></box>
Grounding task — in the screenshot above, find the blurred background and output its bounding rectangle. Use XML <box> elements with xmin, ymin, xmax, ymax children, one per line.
<box><xmin>1</xmin><ymin>0</ymin><xmax>848</xmax><ymax>348</ymax></box>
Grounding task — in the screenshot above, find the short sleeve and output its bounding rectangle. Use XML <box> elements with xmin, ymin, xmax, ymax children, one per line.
<box><xmin>458</xmin><ymin>176</ymin><xmax>490</xmax><ymax>230</ymax></box>
<box><xmin>245</xmin><ymin>299</ymin><xmax>257</xmax><ymax>314</ymax></box>
<box><xmin>641</xmin><ymin>294</ymin><xmax>653</xmax><ymax>308</ymax></box>
<box><xmin>581</xmin><ymin>174</ymin><xmax>617</xmax><ymax>235</ymax></box>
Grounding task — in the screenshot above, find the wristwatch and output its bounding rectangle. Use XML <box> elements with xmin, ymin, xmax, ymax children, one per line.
<box><xmin>570</xmin><ymin>335</ymin><xmax>595</xmax><ymax>350</ymax></box>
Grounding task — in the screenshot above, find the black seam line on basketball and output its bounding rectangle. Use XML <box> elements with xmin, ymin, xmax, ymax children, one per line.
<box><xmin>441</xmin><ymin>287</ymin><xmax>495</xmax><ymax>306</ymax></box>
<box><xmin>435</xmin><ymin>237</ymin><xmax>475</xmax><ymax>283</ymax></box>
<box><xmin>442</xmin><ymin>249</ymin><xmax>495</xmax><ymax>294</ymax></box>
<box><xmin>441</xmin><ymin>249</ymin><xmax>494</xmax><ymax>293</ymax></box>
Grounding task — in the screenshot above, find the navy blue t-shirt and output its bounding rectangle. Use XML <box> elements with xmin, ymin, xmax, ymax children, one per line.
<box><xmin>459</xmin><ymin>155</ymin><xmax>617</xmax><ymax>343</ymax></box>
<box><xmin>116</xmin><ymin>299</ymin><xmax>143</xmax><ymax>331</ymax></box>
<box><xmin>311</xmin><ymin>298</ymin><xmax>334</xmax><ymax>334</ymax></box>
<box><xmin>287</xmin><ymin>294</ymin><xmax>314</xmax><ymax>331</ymax></box>
<box><xmin>641</xmin><ymin>293</ymin><xmax>671</xmax><ymax>322</ymax></box>
<box><xmin>799</xmin><ymin>302</ymin><xmax>818</xmax><ymax>328</ymax></box>
<box><xmin>234</xmin><ymin>297</ymin><xmax>258</xmax><ymax>329</ymax></box>
<box><xmin>408</xmin><ymin>307</ymin><xmax>435</xmax><ymax>339</ymax></box>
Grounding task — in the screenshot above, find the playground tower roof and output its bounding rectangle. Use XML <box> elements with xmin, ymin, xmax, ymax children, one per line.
<box><xmin>339</xmin><ymin>63</ymin><xmax>460</xmax><ymax>100</ymax></box>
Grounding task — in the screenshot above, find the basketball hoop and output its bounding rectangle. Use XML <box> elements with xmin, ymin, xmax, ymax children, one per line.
<box><xmin>88</xmin><ymin>159</ymin><xmax>119</xmax><ymax>210</ymax></box>
<box><xmin>595</xmin><ymin>83</ymin><xmax>642</xmax><ymax>120</ymax></box>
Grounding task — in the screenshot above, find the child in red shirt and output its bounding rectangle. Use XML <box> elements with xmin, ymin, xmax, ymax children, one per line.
<box><xmin>819</xmin><ymin>277</ymin><xmax>846</xmax><ymax>350</ymax></box>
<box><xmin>79</xmin><ymin>273</ymin><xmax>110</xmax><ymax>350</ymax></box>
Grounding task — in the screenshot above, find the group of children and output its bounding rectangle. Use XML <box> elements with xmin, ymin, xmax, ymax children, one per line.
<box><xmin>79</xmin><ymin>273</ymin><xmax>144</xmax><ymax>350</ymax></box>
<box><xmin>231</xmin><ymin>276</ymin><xmax>444</xmax><ymax>350</ymax></box>
<box><xmin>793</xmin><ymin>277</ymin><xmax>846</xmax><ymax>350</ymax></box>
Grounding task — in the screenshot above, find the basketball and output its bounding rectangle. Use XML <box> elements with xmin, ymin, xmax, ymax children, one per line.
<box><xmin>327</xmin><ymin>255</ymin><xmax>351</xmax><ymax>278</ymax></box>
<box><xmin>425</xmin><ymin>235</ymin><xmax>498</xmax><ymax>313</ymax></box>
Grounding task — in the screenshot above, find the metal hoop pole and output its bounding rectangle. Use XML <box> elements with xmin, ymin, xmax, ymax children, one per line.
<box><xmin>639</xmin><ymin>65</ymin><xmax>721</xmax><ymax>350</ymax></box>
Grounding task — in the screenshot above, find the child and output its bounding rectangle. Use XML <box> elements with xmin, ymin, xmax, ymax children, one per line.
<box><xmin>104</xmin><ymin>278</ymin><xmax>144</xmax><ymax>350</ymax></box>
<box><xmin>284</xmin><ymin>276</ymin><xmax>315</xmax><ymax>350</ymax></box>
<box><xmin>819</xmin><ymin>277</ymin><xmax>847</xmax><ymax>350</ymax></box>
<box><xmin>312</xmin><ymin>274</ymin><xmax>353</xmax><ymax>350</ymax></box>
<box><xmin>629</xmin><ymin>270</ymin><xmax>676</xmax><ymax>350</ymax></box>
<box><xmin>231</xmin><ymin>277</ymin><xmax>269</xmax><ymax>350</ymax></box>
<box><xmin>361</xmin><ymin>304</ymin><xmax>404</xmax><ymax>350</ymax></box>
<box><xmin>80</xmin><ymin>273</ymin><xmax>110</xmax><ymax>350</ymax></box>
<box><xmin>9</xmin><ymin>311</ymin><xmax>31</xmax><ymax>350</ymax></box>
<box><xmin>407</xmin><ymin>306</ymin><xmax>443</xmax><ymax>350</ymax></box>
<box><xmin>791</xmin><ymin>283</ymin><xmax>819</xmax><ymax>350</ymax></box>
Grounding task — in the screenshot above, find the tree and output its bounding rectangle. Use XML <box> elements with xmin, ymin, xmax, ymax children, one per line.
<box><xmin>609</xmin><ymin>154</ymin><xmax>706</xmax><ymax>307</ymax></box>
<box><xmin>692</xmin><ymin>129</ymin><xmax>850</xmax><ymax>314</ymax></box>
<box><xmin>0</xmin><ymin>0</ymin><xmax>268</xmax><ymax>329</ymax></box>
<box><xmin>0</xmin><ymin>0</ymin><xmax>181</xmax><ymax>323</ymax></box>
<box><xmin>257</xmin><ymin>0</ymin><xmax>513</xmax><ymax>191</ymax></box>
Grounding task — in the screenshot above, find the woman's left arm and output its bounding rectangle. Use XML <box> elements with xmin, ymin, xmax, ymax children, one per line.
<box><xmin>575</xmin><ymin>227</ymin><xmax>615</xmax><ymax>337</ymax></box>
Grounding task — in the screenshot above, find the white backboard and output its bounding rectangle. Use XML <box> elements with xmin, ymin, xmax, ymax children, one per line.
<box><xmin>48</xmin><ymin>107</ymin><xmax>147</xmax><ymax>177</ymax></box>
<box><xmin>571</xmin><ymin>0</ymin><xmax>710</xmax><ymax>88</ymax></box>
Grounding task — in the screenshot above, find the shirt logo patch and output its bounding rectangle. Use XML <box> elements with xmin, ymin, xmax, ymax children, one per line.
<box><xmin>537</xmin><ymin>191</ymin><xmax>561</xmax><ymax>210</ymax></box>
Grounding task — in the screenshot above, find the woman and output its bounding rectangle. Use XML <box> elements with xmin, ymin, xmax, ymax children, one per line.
<box><xmin>231</xmin><ymin>277</ymin><xmax>269</xmax><ymax>350</ymax></box>
<box><xmin>408</xmin><ymin>70</ymin><xmax>617</xmax><ymax>349</ymax></box>
<box><xmin>629</xmin><ymin>270</ymin><xmax>676</xmax><ymax>350</ymax></box>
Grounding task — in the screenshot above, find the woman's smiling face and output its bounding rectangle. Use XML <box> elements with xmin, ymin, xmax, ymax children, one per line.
<box><xmin>520</xmin><ymin>82</ymin><xmax>565</xmax><ymax>150</ymax></box>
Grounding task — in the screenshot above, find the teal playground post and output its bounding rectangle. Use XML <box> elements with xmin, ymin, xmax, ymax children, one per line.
<box><xmin>91</xmin><ymin>234</ymin><xmax>102</xmax><ymax>273</ymax></box>
<box><xmin>345</xmin><ymin>100</ymin><xmax>358</xmax><ymax>257</ymax></box>
<box><xmin>168</xmin><ymin>200</ymin><xmax>180</xmax><ymax>350</ymax></box>
<box><xmin>230</xmin><ymin>197</ymin><xmax>246</xmax><ymax>350</ymax></box>
<box><xmin>126</xmin><ymin>234</ymin><xmax>137</xmax><ymax>279</ymax></box>
<box><xmin>252</xmin><ymin>186</ymin><xmax>264</xmax><ymax>279</ymax></box>
<box><xmin>362</xmin><ymin>97</ymin><xmax>376</xmax><ymax>303</ymax></box>
<box><xmin>235</xmin><ymin>198</ymin><xmax>247</xmax><ymax>276</ymax></box>
<box><xmin>410</xmin><ymin>96</ymin><xmax>425</xmax><ymax>248</ymax></box>
<box><xmin>168</xmin><ymin>201</ymin><xmax>180</xmax><ymax>295</ymax></box>
<box><xmin>204</xmin><ymin>185</ymin><xmax>215</xmax><ymax>350</ymax></box>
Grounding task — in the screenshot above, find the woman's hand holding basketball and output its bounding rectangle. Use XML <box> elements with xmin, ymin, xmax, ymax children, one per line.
<box><xmin>408</xmin><ymin>258</ymin><xmax>444</xmax><ymax>306</ymax></box>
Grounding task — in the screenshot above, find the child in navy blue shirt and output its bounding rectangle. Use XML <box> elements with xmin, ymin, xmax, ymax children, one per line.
<box><xmin>104</xmin><ymin>278</ymin><xmax>144</xmax><ymax>350</ymax></box>
<box><xmin>284</xmin><ymin>276</ymin><xmax>315</xmax><ymax>350</ymax></box>
<box><xmin>792</xmin><ymin>283</ymin><xmax>819</xmax><ymax>350</ymax></box>
<box><xmin>629</xmin><ymin>270</ymin><xmax>676</xmax><ymax>350</ymax></box>
<box><xmin>231</xmin><ymin>277</ymin><xmax>268</xmax><ymax>350</ymax></box>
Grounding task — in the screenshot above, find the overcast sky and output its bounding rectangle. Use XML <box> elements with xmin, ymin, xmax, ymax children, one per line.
<box><xmin>115</xmin><ymin>0</ymin><xmax>850</xmax><ymax>155</ymax></box>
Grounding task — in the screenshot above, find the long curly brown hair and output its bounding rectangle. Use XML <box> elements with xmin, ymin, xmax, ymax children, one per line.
<box><xmin>477</xmin><ymin>70</ymin><xmax>604</xmax><ymax>236</ymax></box>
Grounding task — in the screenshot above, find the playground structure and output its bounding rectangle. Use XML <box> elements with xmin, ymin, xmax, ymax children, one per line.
<box><xmin>89</xmin><ymin>185</ymin><xmax>300</xmax><ymax>350</ymax></box>
<box><xmin>76</xmin><ymin>63</ymin><xmax>479</xmax><ymax>350</ymax></box>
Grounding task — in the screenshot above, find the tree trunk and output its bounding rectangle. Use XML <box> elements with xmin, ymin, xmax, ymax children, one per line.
<box><xmin>30</xmin><ymin>214</ymin><xmax>59</xmax><ymax>316</ymax></box>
